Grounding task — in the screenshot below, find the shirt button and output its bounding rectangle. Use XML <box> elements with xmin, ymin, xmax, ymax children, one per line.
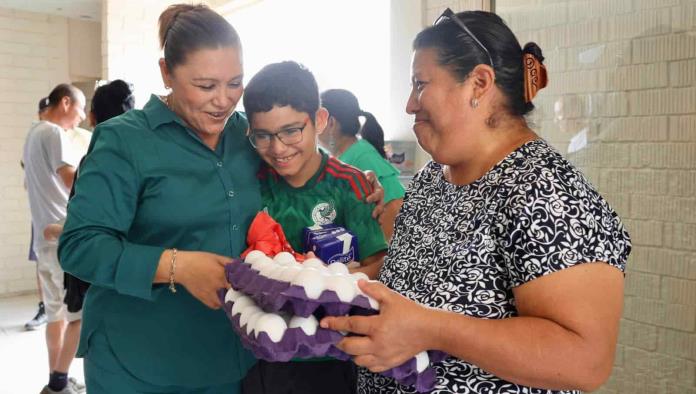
<box><xmin>216</xmin><ymin>161</ymin><xmax>223</xmax><ymax>167</ymax></box>
<box><xmin>232</xmin><ymin>225</ymin><xmax>239</xmax><ymax>231</ymax></box>
<box><xmin>227</xmin><ymin>191</ymin><xmax>235</xmax><ymax>198</ymax></box>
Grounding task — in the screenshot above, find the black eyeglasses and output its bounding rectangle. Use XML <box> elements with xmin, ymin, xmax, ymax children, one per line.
<box><xmin>434</xmin><ymin>8</ymin><xmax>495</xmax><ymax>69</ymax></box>
<box><xmin>248</xmin><ymin>119</ymin><xmax>308</xmax><ymax>150</ymax></box>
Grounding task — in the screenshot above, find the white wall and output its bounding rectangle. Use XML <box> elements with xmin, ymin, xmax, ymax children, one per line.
<box><xmin>0</xmin><ymin>6</ymin><xmax>101</xmax><ymax>297</ymax></box>
<box><xmin>68</xmin><ymin>18</ymin><xmax>101</xmax><ymax>82</ymax></box>
<box><xmin>0</xmin><ymin>7</ymin><xmax>70</xmax><ymax>296</ymax></box>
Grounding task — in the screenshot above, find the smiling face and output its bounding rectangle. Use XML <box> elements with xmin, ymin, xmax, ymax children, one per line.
<box><xmin>250</xmin><ymin>105</ymin><xmax>328</xmax><ymax>187</ymax></box>
<box><xmin>406</xmin><ymin>48</ymin><xmax>477</xmax><ymax>165</ymax></box>
<box><xmin>160</xmin><ymin>46</ymin><xmax>243</xmax><ymax>149</ymax></box>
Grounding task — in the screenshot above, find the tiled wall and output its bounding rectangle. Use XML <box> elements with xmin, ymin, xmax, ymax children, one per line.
<box><xmin>0</xmin><ymin>7</ymin><xmax>71</xmax><ymax>296</ymax></box>
<box><xmin>0</xmin><ymin>7</ymin><xmax>101</xmax><ymax>297</ymax></box>
<box><xmin>425</xmin><ymin>0</ymin><xmax>696</xmax><ymax>392</ymax></box>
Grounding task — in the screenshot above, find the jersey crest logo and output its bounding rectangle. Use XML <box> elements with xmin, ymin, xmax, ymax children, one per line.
<box><xmin>311</xmin><ymin>202</ymin><xmax>336</xmax><ymax>225</ymax></box>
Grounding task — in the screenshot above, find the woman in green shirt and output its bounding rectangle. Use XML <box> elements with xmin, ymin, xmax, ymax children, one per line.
<box><xmin>58</xmin><ymin>5</ymin><xmax>385</xmax><ymax>394</ymax></box>
<box><xmin>58</xmin><ymin>4</ymin><xmax>259</xmax><ymax>393</ymax></box>
<box><xmin>320</xmin><ymin>89</ymin><xmax>405</xmax><ymax>240</ymax></box>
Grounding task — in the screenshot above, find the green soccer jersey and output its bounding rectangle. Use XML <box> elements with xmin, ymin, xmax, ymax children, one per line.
<box><xmin>259</xmin><ymin>150</ymin><xmax>387</xmax><ymax>261</ymax></box>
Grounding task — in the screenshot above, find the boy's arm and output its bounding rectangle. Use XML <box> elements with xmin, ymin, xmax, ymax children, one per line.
<box><xmin>350</xmin><ymin>251</ymin><xmax>385</xmax><ymax>279</ymax></box>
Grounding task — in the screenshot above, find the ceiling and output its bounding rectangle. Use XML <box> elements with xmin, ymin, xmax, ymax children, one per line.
<box><xmin>0</xmin><ymin>0</ymin><xmax>101</xmax><ymax>21</ymax></box>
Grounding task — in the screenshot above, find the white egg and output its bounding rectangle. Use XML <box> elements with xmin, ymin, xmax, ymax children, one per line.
<box><xmin>273</xmin><ymin>252</ymin><xmax>296</xmax><ymax>266</ymax></box>
<box><xmin>266</xmin><ymin>265</ymin><xmax>285</xmax><ymax>280</ymax></box>
<box><xmin>239</xmin><ymin>305</ymin><xmax>262</xmax><ymax>328</ymax></box>
<box><xmin>246</xmin><ymin>311</ymin><xmax>263</xmax><ymax>335</ymax></box>
<box><xmin>325</xmin><ymin>275</ymin><xmax>357</xmax><ymax>302</ymax></box>
<box><xmin>303</xmin><ymin>258</ymin><xmax>327</xmax><ymax>271</ymax></box>
<box><xmin>351</xmin><ymin>272</ymin><xmax>370</xmax><ymax>282</ymax></box>
<box><xmin>327</xmin><ymin>262</ymin><xmax>350</xmax><ymax>276</ymax></box>
<box><xmin>279</xmin><ymin>266</ymin><xmax>301</xmax><ymax>283</ymax></box>
<box><xmin>291</xmin><ymin>269</ymin><xmax>327</xmax><ymax>299</ymax></box>
<box><xmin>415</xmin><ymin>351</ymin><xmax>429</xmax><ymax>373</ymax></box>
<box><xmin>251</xmin><ymin>256</ymin><xmax>273</xmax><ymax>272</ymax></box>
<box><xmin>231</xmin><ymin>296</ymin><xmax>255</xmax><ymax>316</ymax></box>
<box><xmin>244</xmin><ymin>250</ymin><xmax>266</xmax><ymax>264</ymax></box>
<box><xmin>255</xmin><ymin>313</ymin><xmax>288</xmax><ymax>343</ymax></box>
<box><xmin>258</xmin><ymin>262</ymin><xmax>279</xmax><ymax>278</ymax></box>
<box><xmin>224</xmin><ymin>288</ymin><xmax>244</xmax><ymax>304</ymax></box>
<box><xmin>288</xmin><ymin>315</ymin><xmax>318</xmax><ymax>336</ymax></box>
<box><xmin>353</xmin><ymin>280</ymin><xmax>380</xmax><ymax>310</ymax></box>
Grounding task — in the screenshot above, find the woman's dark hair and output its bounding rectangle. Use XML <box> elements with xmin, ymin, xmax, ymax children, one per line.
<box><xmin>91</xmin><ymin>80</ymin><xmax>135</xmax><ymax>124</ymax></box>
<box><xmin>243</xmin><ymin>61</ymin><xmax>319</xmax><ymax>124</ymax></box>
<box><xmin>46</xmin><ymin>84</ymin><xmax>81</xmax><ymax>109</ymax></box>
<box><xmin>320</xmin><ymin>89</ymin><xmax>386</xmax><ymax>158</ymax></box>
<box><xmin>158</xmin><ymin>3</ymin><xmax>241</xmax><ymax>70</ymax></box>
<box><xmin>414</xmin><ymin>10</ymin><xmax>544</xmax><ymax>118</ymax></box>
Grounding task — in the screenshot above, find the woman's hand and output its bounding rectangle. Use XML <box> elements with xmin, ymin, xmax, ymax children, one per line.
<box><xmin>165</xmin><ymin>250</ymin><xmax>231</xmax><ymax>309</ymax></box>
<box><xmin>364</xmin><ymin>170</ymin><xmax>385</xmax><ymax>219</ymax></box>
<box><xmin>320</xmin><ymin>280</ymin><xmax>435</xmax><ymax>372</ymax></box>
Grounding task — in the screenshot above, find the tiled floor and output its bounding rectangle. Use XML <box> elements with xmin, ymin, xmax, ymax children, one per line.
<box><xmin>0</xmin><ymin>293</ymin><xmax>84</xmax><ymax>394</ymax></box>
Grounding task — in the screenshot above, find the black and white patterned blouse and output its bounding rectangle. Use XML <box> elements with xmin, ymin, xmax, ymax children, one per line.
<box><xmin>360</xmin><ymin>139</ymin><xmax>631</xmax><ymax>394</ymax></box>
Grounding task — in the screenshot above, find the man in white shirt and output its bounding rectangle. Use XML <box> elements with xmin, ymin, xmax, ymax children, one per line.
<box><xmin>23</xmin><ymin>84</ymin><xmax>88</xmax><ymax>394</ymax></box>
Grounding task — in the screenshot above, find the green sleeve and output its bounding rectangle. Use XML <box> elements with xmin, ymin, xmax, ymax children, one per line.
<box><xmin>342</xmin><ymin>191</ymin><xmax>388</xmax><ymax>261</ymax></box>
<box><xmin>58</xmin><ymin>125</ymin><xmax>163</xmax><ymax>301</ymax></box>
<box><xmin>350</xmin><ymin>154</ymin><xmax>405</xmax><ymax>204</ymax></box>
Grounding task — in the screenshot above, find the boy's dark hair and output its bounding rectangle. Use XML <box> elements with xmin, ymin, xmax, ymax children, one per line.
<box><xmin>243</xmin><ymin>61</ymin><xmax>319</xmax><ymax>124</ymax></box>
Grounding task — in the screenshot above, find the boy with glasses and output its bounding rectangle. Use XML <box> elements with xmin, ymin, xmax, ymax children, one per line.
<box><xmin>241</xmin><ymin>61</ymin><xmax>387</xmax><ymax>394</ymax></box>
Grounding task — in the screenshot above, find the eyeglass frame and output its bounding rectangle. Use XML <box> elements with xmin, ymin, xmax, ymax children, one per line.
<box><xmin>434</xmin><ymin>8</ymin><xmax>495</xmax><ymax>69</ymax></box>
<box><xmin>248</xmin><ymin>118</ymin><xmax>309</xmax><ymax>150</ymax></box>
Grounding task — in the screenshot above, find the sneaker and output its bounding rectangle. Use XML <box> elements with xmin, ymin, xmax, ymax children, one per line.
<box><xmin>68</xmin><ymin>377</ymin><xmax>86</xmax><ymax>393</ymax></box>
<box><xmin>25</xmin><ymin>302</ymin><xmax>47</xmax><ymax>331</ymax></box>
<box><xmin>39</xmin><ymin>384</ymin><xmax>78</xmax><ymax>394</ymax></box>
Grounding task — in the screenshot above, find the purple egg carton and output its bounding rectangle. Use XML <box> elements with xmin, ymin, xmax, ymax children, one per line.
<box><xmin>221</xmin><ymin>298</ymin><xmax>346</xmax><ymax>362</ymax></box>
<box><xmin>225</xmin><ymin>259</ymin><xmax>378</xmax><ymax>318</ymax></box>
<box><xmin>218</xmin><ymin>289</ymin><xmax>448</xmax><ymax>393</ymax></box>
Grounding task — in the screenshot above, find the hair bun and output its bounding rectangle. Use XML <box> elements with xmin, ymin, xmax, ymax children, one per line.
<box><xmin>522</xmin><ymin>42</ymin><xmax>544</xmax><ymax>63</ymax></box>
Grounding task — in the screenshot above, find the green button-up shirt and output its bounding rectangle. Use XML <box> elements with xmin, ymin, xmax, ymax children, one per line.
<box><xmin>59</xmin><ymin>95</ymin><xmax>260</xmax><ymax>387</ymax></box>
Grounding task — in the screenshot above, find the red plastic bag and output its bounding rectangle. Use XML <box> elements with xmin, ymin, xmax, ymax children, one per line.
<box><xmin>241</xmin><ymin>212</ymin><xmax>305</xmax><ymax>262</ymax></box>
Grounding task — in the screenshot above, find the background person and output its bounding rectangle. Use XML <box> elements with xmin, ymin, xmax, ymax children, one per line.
<box><xmin>319</xmin><ymin>89</ymin><xmax>405</xmax><ymax>241</ymax></box>
<box><xmin>322</xmin><ymin>9</ymin><xmax>631</xmax><ymax>394</ymax></box>
<box><xmin>24</xmin><ymin>96</ymin><xmax>52</xmax><ymax>331</ymax></box>
<box><xmin>23</xmin><ymin>84</ymin><xmax>87</xmax><ymax>394</ymax></box>
<box><xmin>44</xmin><ymin>79</ymin><xmax>136</xmax><ymax>315</ymax></box>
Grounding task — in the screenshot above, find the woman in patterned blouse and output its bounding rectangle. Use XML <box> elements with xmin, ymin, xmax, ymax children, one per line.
<box><xmin>322</xmin><ymin>9</ymin><xmax>631</xmax><ymax>394</ymax></box>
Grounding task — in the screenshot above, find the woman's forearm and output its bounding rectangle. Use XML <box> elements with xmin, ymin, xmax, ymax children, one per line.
<box><xmin>423</xmin><ymin>309</ymin><xmax>614</xmax><ymax>392</ymax></box>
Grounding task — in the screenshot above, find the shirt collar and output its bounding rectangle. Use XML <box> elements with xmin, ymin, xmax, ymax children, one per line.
<box><xmin>142</xmin><ymin>94</ymin><xmax>181</xmax><ymax>130</ymax></box>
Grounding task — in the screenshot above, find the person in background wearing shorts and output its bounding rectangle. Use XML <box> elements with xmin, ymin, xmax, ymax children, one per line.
<box><xmin>23</xmin><ymin>96</ymin><xmax>51</xmax><ymax>331</ymax></box>
<box><xmin>23</xmin><ymin>84</ymin><xmax>88</xmax><ymax>394</ymax></box>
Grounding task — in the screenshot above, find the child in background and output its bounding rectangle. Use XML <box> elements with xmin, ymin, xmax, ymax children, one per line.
<box><xmin>241</xmin><ymin>61</ymin><xmax>387</xmax><ymax>394</ymax></box>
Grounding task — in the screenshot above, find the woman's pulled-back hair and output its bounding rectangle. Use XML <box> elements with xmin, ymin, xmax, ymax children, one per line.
<box><xmin>47</xmin><ymin>84</ymin><xmax>80</xmax><ymax>109</ymax></box>
<box><xmin>414</xmin><ymin>10</ymin><xmax>544</xmax><ymax>118</ymax></box>
<box><xmin>91</xmin><ymin>80</ymin><xmax>135</xmax><ymax>125</ymax></box>
<box><xmin>321</xmin><ymin>89</ymin><xmax>387</xmax><ymax>158</ymax></box>
<box><xmin>158</xmin><ymin>3</ymin><xmax>241</xmax><ymax>70</ymax></box>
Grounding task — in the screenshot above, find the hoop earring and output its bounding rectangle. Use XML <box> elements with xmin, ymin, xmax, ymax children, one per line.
<box><xmin>470</xmin><ymin>98</ymin><xmax>479</xmax><ymax>109</ymax></box>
